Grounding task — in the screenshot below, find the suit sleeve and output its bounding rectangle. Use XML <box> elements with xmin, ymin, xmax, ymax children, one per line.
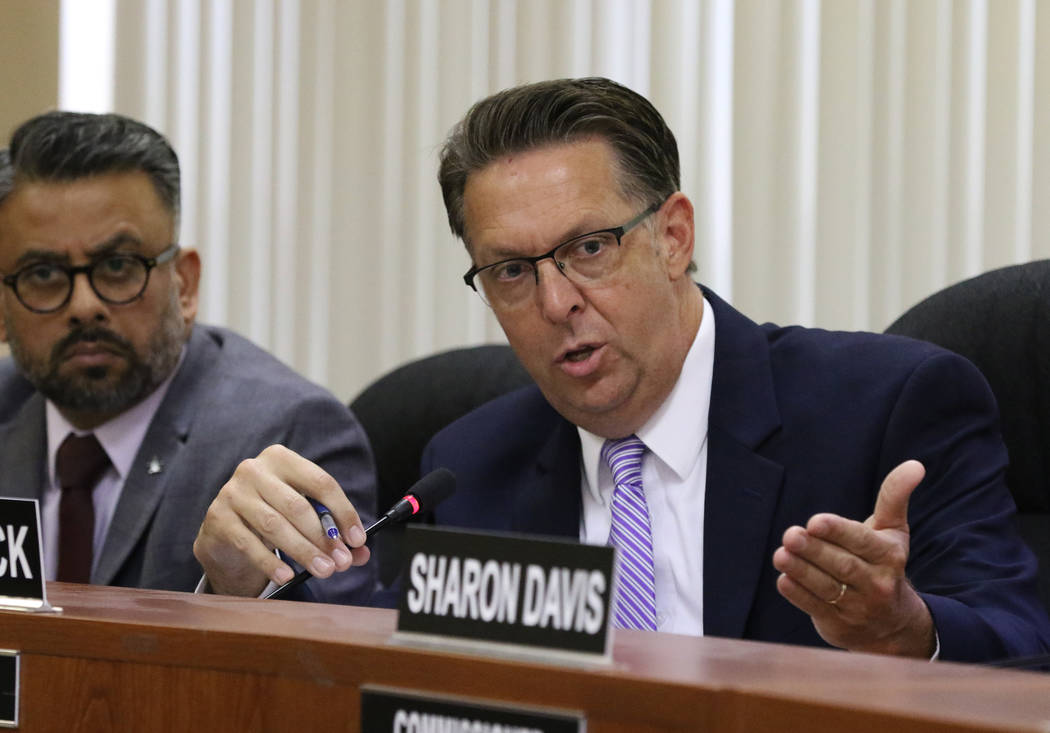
<box><xmin>881</xmin><ymin>350</ymin><xmax>1050</xmax><ymax>662</ymax></box>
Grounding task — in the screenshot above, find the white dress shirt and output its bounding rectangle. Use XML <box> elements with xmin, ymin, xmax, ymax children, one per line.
<box><xmin>579</xmin><ymin>297</ymin><xmax>715</xmax><ymax>636</ymax></box>
<box><xmin>41</xmin><ymin>351</ymin><xmax>184</xmax><ymax>580</ymax></box>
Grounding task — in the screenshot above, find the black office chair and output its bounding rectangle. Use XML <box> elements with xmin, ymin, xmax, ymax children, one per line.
<box><xmin>885</xmin><ymin>260</ymin><xmax>1050</xmax><ymax>614</ymax></box>
<box><xmin>349</xmin><ymin>344</ymin><xmax>534</xmax><ymax>589</ymax></box>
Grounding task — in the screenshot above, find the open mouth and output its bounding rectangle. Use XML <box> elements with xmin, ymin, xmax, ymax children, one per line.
<box><xmin>563</xmin><ymin>346</ymin><xmax>596</xmax><ymax>363</ymax></box>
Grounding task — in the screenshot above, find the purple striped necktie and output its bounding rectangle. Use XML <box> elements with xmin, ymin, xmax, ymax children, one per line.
<box><xmin>602</xmin><ymin>435</ymin><xmax>657</xmax><ymax>631</ymax></box>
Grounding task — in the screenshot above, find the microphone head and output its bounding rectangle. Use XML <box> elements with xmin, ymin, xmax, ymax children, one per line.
<box><xmin>406</xmin><ymin>467</ymin><xmax>456</xmax><ymax>511</ymax></box>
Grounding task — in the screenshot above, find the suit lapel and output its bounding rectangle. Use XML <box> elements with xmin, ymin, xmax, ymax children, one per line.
<box><xmin>511</xmin><ymin>415</ymin><xmax>581</xmax><ymax>539</ymax></box>
<box><xmin>0</xmin><ymin>392</ymin><xmax>47</xmax><ymax>498</ymax></box>
<box><xmin>702</xmin><ymin>289</ymin><xmax>785</xmax><ymax>639</ymax></box>
<box><xmin>93</xmin><ymin>328</ymin><xmax>216</xmax><ymax>585</ymax></box>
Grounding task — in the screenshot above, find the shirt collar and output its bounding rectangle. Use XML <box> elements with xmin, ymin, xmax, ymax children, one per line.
<box><xmin>579</xmin><ymin>295</ymin><xmax>716</xmax><ymax>500</ymax></box>
<box><xmin>46</xmin><ymin>347</ymin><xmax>187</xmax><ymax>487</ymax></box>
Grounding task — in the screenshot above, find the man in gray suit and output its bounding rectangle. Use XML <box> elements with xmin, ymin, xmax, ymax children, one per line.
<box><xmin>0</xmin><ymin>112</ymin><xmax>375</xmax><ymax>603</ymax></box>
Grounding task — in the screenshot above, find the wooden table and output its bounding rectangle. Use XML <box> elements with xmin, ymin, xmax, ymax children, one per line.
<box><xmin>2</xmin><ymin>582</ymin><xmax>1049</xmax><ymax>731</ymax></box>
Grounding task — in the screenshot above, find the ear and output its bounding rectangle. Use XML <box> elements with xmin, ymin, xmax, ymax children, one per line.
<box><xmin>173</xmin><ymin>248</ymin><xmax>201</xmax><ymax>326</ymax></box>
<box><xmin>658</xmin><ymin>192</ymin><xmax>695</xmax><ymax>280</ymax></box>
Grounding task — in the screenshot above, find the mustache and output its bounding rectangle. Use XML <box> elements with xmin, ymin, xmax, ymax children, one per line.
<box><xmin>51</xmin><ymin>326</ymin><xmax>134</xmax><ymax>363</ymax></box>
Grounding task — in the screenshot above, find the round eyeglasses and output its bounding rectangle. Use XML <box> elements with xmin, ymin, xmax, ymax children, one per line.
<box><xmin>463</xmin><ymin>198</ymin><xmax>665</xmax><ymax>310</ymax></box>
<box><xmin>1</xmin><ymin>243</ymin><xmax>180</xmax><ymax>314</ymax></box>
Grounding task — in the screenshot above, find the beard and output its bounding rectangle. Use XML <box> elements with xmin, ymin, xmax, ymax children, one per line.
<box><xmin>5</xmin><ymin>288</ymin><xmax>187</xmax><ymax>417</ymax></box>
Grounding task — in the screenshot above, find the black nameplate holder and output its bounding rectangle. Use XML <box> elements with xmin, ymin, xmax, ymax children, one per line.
<box><xmin>0</xmin><ymin>650</ymin><xmax>17</xmax><ymax>729</ymax></box>
<box><xmin>394</xmin><ymin>525</ymin><xmax>615</xmax><ymax>666</ymax></box>
<box><xmin>361</xmin><ymin>684</ymin><xmax>584</xmax><ymax>732</ymax></box>
<box><xmin>0</xmin><ymin>499</ymin><xmax>60</xmax><ymax>613</ymax></box>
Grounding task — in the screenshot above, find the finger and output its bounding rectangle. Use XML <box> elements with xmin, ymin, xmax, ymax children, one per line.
<box><xmin>803</xmin><ymin>513</ymin><xmax>898</xmax><ymax>568</ymax></box>
<box><xmin>226</xmin><ymin>454</ymin><xmax>340</xmax><ymax>578</ymax></box>
<box><xmin>318</xmin><ymin>536</ymin><xmax>369</xmax><ymax>573</ymax></box>
<box><xmin>776</xmin><ymin>572</ymin><xmax>843</xmax><ymax>623</ymax></box>
<box><xmin>869</xmin><ymin>459</ymin><xmax>925</xmax><ymax>532</ymax></box>
<box><xmin>194</xmin><ymin>500</ymin><xmax>292</xmax><ymax>593</ymax></box>
<box><xmin>773</xmin><ymin>539</ymin><xmax>852</xmax><ymax>604</ymax></box>
<box><xmin>257</xmin><ymin>445</ymin><xmax>368</xmax><ymax>549</ymax></box>
<box><xmin>349</xmin><ymin>544</ymin><xmax>371</xmax><ymax>567</ymax></box>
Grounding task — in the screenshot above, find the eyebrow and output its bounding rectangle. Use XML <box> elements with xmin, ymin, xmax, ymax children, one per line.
<box><xmin>479</xmin><ymin>221</ymin><xmax>614</xmax><ymax>262</ymax></box>
<box><xmin>12</xmin><ymin>232</ymin><xmax>147</xmax><ymax>269</ymax></box>
<box><xmin>12</xmin><ymin>249</ymin><xmax>70</xmax><ymax>269</ymax></box>
<box><xmin>86</xmin><ymin>232</ymin><xmax>147</xmax><ymax>257</ymax></box>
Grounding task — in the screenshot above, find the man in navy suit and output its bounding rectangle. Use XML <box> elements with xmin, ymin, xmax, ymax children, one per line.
<box><xmin>416</xmin><ymin>77</ymin><xmax>1050</xmax><ymax>662</ymax></box>
<box><xmin>199</xmin><ymin>76</ymin><xmax>1049</xmax><ymax>662</ymax></box>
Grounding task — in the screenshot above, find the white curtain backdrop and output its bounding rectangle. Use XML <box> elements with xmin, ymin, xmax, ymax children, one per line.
<box><xmin>59</xmin><ymin>0</ymin><xmax>1049</xmax><ymax>401</ymax></box>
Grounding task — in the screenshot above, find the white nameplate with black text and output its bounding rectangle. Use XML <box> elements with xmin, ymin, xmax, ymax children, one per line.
<box><xmin>0</xmin><ymin>498</ymin><xmax>59</xmax><ymax>613</ymax></box>
<box><xmin>361</xmin><ymin>685</ymin><xmax>584</xmax><ymax>732</ymax></box>
<box><xmin>395</xmin><ymin>525</ymin><xmax>614</xmax><ymax>664</ymax></box>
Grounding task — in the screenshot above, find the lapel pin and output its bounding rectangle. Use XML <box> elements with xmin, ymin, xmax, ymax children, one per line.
<box><xmin>147</xmin><ymin>457</ymin><xmax>163</xmax><ymax>475</ymax></box>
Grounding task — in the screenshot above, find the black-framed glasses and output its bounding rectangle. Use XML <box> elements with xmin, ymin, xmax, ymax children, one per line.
<box><xmin>463</xmin><ymin>198</ymin><xmax>666</xmax><ymax>310</ymax></box>
<box><xmin>1</xmin><ymin>242</ymin><xmax>180</xmax><ymax>314</ymax></box>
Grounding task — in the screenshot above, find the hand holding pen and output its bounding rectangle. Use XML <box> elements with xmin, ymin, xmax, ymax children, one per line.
<box><xmin>192</xmin><ymin>444</ymin><xmax>371</xmax><ymax>598</ymax></box>
<box><xmin>265</xmin><ymin>468</ymin><xmax>456</xmax><ymax>599</ymax></box>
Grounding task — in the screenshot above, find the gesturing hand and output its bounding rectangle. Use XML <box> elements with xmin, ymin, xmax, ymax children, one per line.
<box><xmin>772</xmin><ymin>460</ymin><xmax>936</xmax><ymax>657</ymax></box>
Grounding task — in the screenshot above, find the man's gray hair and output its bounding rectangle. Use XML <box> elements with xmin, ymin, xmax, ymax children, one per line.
<box><xmin>1</xmin><ymin>111</ymin><xmax>180</xmax><ymax>227</ymax></box>
<box><xmin>437</xmin><ymin>77</ymin><xmax>680</xmax><ymax>245</ymax></box>
<box><xmin>0</xmin><ymin>149</ymin><xmax>12</xmax><ymax>208</ymax></box>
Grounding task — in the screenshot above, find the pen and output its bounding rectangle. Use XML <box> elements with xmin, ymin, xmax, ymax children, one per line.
<box><xmin>308</xmin><ymin>498</ymin><xmax>340</xmax><ymax>540</ymax></box>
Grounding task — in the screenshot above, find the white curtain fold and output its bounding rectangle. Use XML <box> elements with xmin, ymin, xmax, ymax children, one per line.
<box><xmin>77</xmin><ymin>0</ymin><xmax>1048</xmax><ymax>401</ymax></box>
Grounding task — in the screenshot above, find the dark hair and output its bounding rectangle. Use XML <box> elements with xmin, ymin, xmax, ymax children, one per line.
<box><xmin>1</xmin><ymin>111</ymin><xmax>180</xmax><ymax>225</ymax></box>
<box><xmin>0</xmin><ymin>149</ymin><xmax>12</xmax><ymax>207</ymax></box>
<box><xmin>438</xmin><ymin>77</ymin><xmax>680</xmax><ymax>242</ymax></box>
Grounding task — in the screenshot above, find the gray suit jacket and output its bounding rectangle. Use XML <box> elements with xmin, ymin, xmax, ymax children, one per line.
<box><xmin>0</xmin><ymin>324</ymin><xmax>377</xmax><ymax>604</ymax></box>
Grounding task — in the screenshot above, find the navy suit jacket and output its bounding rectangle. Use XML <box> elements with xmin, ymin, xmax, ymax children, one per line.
<box><xmin>422</xmin><ymin>287</ymin><xmax>1050</xmax><ymax>663</ymax></box>
<box><xmin>0</xmin><ymin>324</ymin><xmax>377</xmax><ymax>604</ymax></box>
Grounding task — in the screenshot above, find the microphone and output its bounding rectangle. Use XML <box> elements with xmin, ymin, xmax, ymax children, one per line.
<box><xmin>364</xmin><ymin>467</ymin><xmax>456</xmax><ymax>534</ymax></box>
<box><xmin>263</xmin><ymin>468</ymin><xmax>456</xmax><ymax>600</ymax></box>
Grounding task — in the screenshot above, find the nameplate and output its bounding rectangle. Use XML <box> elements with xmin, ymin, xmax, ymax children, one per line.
<box><xmin>361</xmin><ymin>685</ymin><xmax>583</xmax><ymax>732</ymax></box>
<box><xmin>0</xmin><ymin>498</ymin><xmax>59</xmax><ymax>613</ymax></box>
<box><xmin>396</xmin><ymin>525</ymin><xmax>614</xmax><ymax>663</ymax></box>
<box><xmin>0</xmin><ymin>651</ymin><xmax>17</xmax><ymax>728</ymax></box>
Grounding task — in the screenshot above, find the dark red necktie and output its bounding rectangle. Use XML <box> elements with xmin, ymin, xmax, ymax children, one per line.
<box><xmin>55</xmin><ymin>433</ymin><xmax>110</xmax><ymax>583</ymax></box>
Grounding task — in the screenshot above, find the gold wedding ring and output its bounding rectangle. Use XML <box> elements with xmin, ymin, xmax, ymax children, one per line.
<box><xmin>828</xmin><ymin>582</ymin><xmax>847</xmax><ymax>605</ymax></box>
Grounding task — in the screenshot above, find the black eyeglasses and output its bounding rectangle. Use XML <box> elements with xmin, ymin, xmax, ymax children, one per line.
<box><xmin>463</xmin><ymin>198</ymin><xmax>665</xmax><ymax>310</ymax></box>
<box><xmin>1</xmin><ymin>243</ymin><xmax>180</xmax><ymax>314</ymax></box>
